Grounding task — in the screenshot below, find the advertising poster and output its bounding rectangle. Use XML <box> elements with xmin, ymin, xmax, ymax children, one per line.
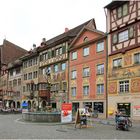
<box><xmin>61</xmin><ymin>103</ymin><xmax>72</xmax><ymax>123</ymax></box>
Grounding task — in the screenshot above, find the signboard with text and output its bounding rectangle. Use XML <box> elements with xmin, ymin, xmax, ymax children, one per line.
<box><xmin>61</xmin><ymin>103</ymin><xmax>72</xmax><ymax>123</ymax></box>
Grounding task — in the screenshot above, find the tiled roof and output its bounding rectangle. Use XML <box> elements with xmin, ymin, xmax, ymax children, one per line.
<box><xmin>38</xmin><ymin>18</ymin><xmax>96</xmax><ymax>51</ymax></box>
<box><xmin>104</xmin><ymin>1</ymin><xmax>127</xmax><ymax>9</ymax></box>
<box><xmin>1</xmin><ymin>39</ymin><xmax>27</xmax><ymax>65</ymax></box>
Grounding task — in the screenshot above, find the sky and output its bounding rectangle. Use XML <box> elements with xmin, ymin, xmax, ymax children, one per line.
<box><xmin>0</xmin><ymin>0</ymin><xmax>111</xmax><ymax>51</ymax></box>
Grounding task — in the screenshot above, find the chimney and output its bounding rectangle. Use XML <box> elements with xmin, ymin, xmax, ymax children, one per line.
<box><xmin>42</xmin><ymin>38</ymin><xmax>46</xmax><ymax>42</ymax></box>
<box><xmin>33</xmin><ymin>44</ymin><xmax>36</xmax><ymax>48</ymax></box>
<box><xmin>41</xmin><ymin>38</ymin><xmax>46</xmax><ymax>47</ymax></box>
<box><xmin>65</xmin><ymin>28</ymin><xmax>69</xmax><ymax>33</ymax></box>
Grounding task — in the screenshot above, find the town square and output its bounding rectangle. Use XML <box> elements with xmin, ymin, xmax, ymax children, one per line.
<box><xmin>0</xmin><ymin>0</ymin><xmax>140</xmax><ymax>139</ymax></box>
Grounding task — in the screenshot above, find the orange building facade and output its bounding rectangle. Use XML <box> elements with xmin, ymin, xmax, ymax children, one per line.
<box><xmin>69</xmin><ymin>26</ymin><xmax>107</xmax><ymax>118</ymax></box>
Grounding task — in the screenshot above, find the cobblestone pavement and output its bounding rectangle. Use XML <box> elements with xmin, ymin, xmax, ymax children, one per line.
<box><xmin>0</xmin><ymin>114</ymin><xmax>140</xmax><ymax>139</ymax></box>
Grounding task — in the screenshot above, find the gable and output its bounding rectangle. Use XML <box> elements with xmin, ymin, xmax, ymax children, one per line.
<box><xmin>73</xmin><ymin>30</ymin><xmax>102</xmax><ymax>47</ymax></box>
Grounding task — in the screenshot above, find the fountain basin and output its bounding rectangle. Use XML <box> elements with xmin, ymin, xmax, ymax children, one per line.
<box><xmin>22</xmin><ymin>112</ymin><xmax>61</xmax><ymax>122</ymax></box>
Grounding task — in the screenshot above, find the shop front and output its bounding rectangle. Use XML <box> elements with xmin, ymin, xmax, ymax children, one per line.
<box><xmin>117</xmin><ymin>103</ymin><xmax>131</xmax><ymax>117</ymax></box>
<box><xmin>108</xmin><ymin>95</ymin><xmax>140</xmax><ymax>120</ymax></box>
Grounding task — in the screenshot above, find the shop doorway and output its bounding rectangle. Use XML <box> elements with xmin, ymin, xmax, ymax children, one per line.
<box><xmin>117</xmin><ymin>103</ymin><xmax>131</xmax><ymax>117</ymax></box>
<box><xmin>72</xmin><ymin>102</ymin><xmax>79</xmax><ymax>113</ymax></box>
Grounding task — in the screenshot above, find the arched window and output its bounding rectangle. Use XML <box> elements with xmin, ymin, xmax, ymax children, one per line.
<box><xmin>83</xmin><ymin>37</ymin><xmax>88</xmax><ymax>42</ymax></box>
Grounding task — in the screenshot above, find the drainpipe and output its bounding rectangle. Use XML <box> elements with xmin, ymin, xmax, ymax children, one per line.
<box><xmin>104</xmin><ymin>8</ymin><xmax>108</xmax><ymax>119</ymax></box>
<box><xmin>67</xmin><ymin>42</ymin><xmax>69</xmax><ymax>103</ymax></box>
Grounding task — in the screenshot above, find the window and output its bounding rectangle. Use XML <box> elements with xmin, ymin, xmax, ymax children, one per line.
<box><xmin>83</xmin><ymin>67</ymin><xmax>90</xmax><ymax>77</ymax></box>
<box><xmin>134</xmin><ymin>53</ymin><xmax>140</xmax><ymax>64</ymax></box>
<box><xmin>56</xmin><ymin>47</ymin><xmax>62</xmax><ymax>56</ymax></box>
<box><xmin>72</xmin><ymin>51</ymin><xmax>77</xmax><ymax>60</ymax></box>
<box><xmin>71</xmin><ymin>70</ymin><xmax>77</xmax><ymax>79</ymax></box>
<box><xmin>97</xmin><ymin>64</ymin><xmax>104</xmax><ymax>75</ymax></box>
<box><xmin>28</xmin><ymin>60</ymin><xmax>33</xmax><ymax>67</ymax></box>
<box><xmin>18</xmin><ymin>78</ymin><xmax>21</xmax><ymax>86</ymax></box>
<box><xmin>83</xmin><ymin>85</ymin><xmax>89</xmax><ymax>96</ymax></box>
<box><xmin>24</xmin><ymin>74</ymin><xmax>27</xmax><ymax>80</ymax></box>
<box><xmin>71</xmin><ymin>87</ymin><xmax>76</xmax><ymax>96</ymax></box>
<box><xmin>33</xmin><ymin>57</ymin><xmax>37</xmax><ymax>65</ymax></box>
<box><xmin>61</xmin><ymin>63</ymin><xmax>66</xmax><ymax>71</ymax></box>
<box><xmin>112</xmin><ymin>28</ymin><xmax>134</xmax><ymax>44</ymax></box>
<box><xmin>43</xmin><ymin>53</ymin><xmax>48</xmax><ymax>60</ymax></box>
<box><xmin>9</xmin><ymin>81</ymin><xmax>12</xmax><ymax>87</ymax></box>
<box><xmin>97</xmin><ymin>84</ymin><xmax>104</xmax><ymax>94</ymax></box>
<box><xmin>54</xmin><ymin>64</ymin><xmax>59</xmax><ymax>72</ymax></box>
<box><xmin>83</xmin><ymin>37</ymin><xmax>88</xmax><ymax>42</ymax></box>
<box><xmin>118</xmin><ymin>30</ymin><xmax>128</xmax><ymax>43</ymax></box>
<box><xmin>33</xmin><ymin>71</ymin><xmax>38</xmax><ymax>78</ymax></box>
<box><xmin>83</xmin><ymin>47</ymin><xmax>89</xmax><ymax>56</ymax></box>
<box><xmin>39</xmin><ymin>83</ymin><xmax>47</xmax><ymax>90</ymax></box>
<box><xmin>94</xmin><ymin>102</ymin><xmax>104</xmax><ymax>113</ymax></box>
<box><xmin>59</xmin><ymin>47</ymin><xmax>62</xmax><ymax>55</ymax></box>
<box><xmin>119</xmin><ymin>80</ymin><xmax>129</xmax><ymax>93</ymax></box>
<box><xmin>13</xmin><ymin>79</ymin><xmax>17</xmax><ymax>87</ymax></box>
<box><xmin>16</xmin><ymin>68</ymin><xmax>20</xmax><ymax>74</ymax></box>
<box><xmin>113</xmin><ymin>58</ymin><xmax>122</xmax><ymax>68</ymax></box>
<box><xmin>56</xmin><ymin>49</ymin><xmax>59</xmax><ymax>56</ymax></box>
<box><xmin>23</xmin><ymin>62</ymin><xmax>28</xmax><ymax>68</ymax></box>
<box><xmin>117</xmin><ymin>3</ymin><xmax>128</xmax><ymax>18</ymax></box>
<box><xmin>28</xmin><ymin>72</ymin><xmax>32</xmax><ymax>80</ymax></box>
<box><xmin>51</xmin><ymin>83</ymin><xmax>59</xmax><ymax>91</ymax></box>
<box><xmin>97</xmin><ymin>41</ymin><xmax>104</xmax><ymax>52</ymax></box>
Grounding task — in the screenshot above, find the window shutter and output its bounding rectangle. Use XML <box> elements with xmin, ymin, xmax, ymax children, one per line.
<box><xmin>52</xmin><ymin>50</ymin><xmax>55</xmax><ymax>57</ymax></box>
<box><xmin>117</xmin><ymin>7</ymin><xmax>122</xmax><ymax>18</ymax></box>
<box><xmin>129</xmin><ymin>27</ymin><xmax>134</xmax><ymax>39</ymax></box>
<box><xmin>48</xmin><ymin>51</ymin><xmax>52</xmax><ymax>59</ymax></box>
<box><xmin>62</xmin><ymin>45</ymin><xmax>66</xmax><ymax>54</ymax></box>
<box><xmin>112</xmin><ymin>34</ymin><xmax>118</xmax><ymax>44</ymax></box>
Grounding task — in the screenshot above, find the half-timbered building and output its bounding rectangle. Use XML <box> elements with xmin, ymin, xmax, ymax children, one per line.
<box><xmin>105</xmin><ymin>1</ymin><xmax>140</xmax><ymax>120</ymax></box>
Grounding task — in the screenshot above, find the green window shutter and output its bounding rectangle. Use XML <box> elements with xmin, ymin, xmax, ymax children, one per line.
<box><xmin>112</xmin><ymin>34</ymin><xmax>118</xmax><ymax>44</ymax></box>
<box><xmin>52</xmin><ymin>50</ymin><xmax>55</xmax><ymax>57</ymax></box>
<box><xmin>117</xmin><ymin>7</ymin><xmax>122</xmax><ymax>18</ymax></box>
<box><xmin>62</xmin><ymin>46</ymin><xmax>66</xmax><ymax>54</ymax></box>
<box><xmin>123</xmin><ymin>4</ymin><xmax>128</xmax><ymax>16</ymax></box>
<box><xmin>129</xmin><ymin>27</ymin><xmax>134</xmax><ymax>39</ymax></box>
<box><xmin>48</xmin><ymin>51</ymin><xmax>52</xmax><ymax>59</ymax></box>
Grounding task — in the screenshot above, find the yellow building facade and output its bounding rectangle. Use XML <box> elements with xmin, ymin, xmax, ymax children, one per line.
<box><xmin>105</xmin><ymin>1</ymin><xmax>140</xmax><ymax>120</ymax></box>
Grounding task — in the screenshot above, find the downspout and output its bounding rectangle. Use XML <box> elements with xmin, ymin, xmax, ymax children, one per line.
<box><xmin>67</xmin><ymin>42</ymin><xmax>70</xmax><ymax>103</ymax></box>
<box><xmin>104</xmin><ymin>8</ymin><xmax>108</xmax><ymax>119</ymax></box>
